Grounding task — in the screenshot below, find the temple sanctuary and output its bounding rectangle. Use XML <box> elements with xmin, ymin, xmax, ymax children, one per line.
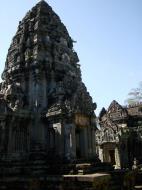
<box><xmin>0</xmin><ymin>0</ymin><xmax>97</xmax><ymax>176</ymax></box>
<box><xmin>96</xmin><ymin>100</ymin><xmax>142</xmax><ymax>169</ymax></box>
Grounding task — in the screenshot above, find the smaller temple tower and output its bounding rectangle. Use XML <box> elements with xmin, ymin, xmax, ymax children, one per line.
<box><xmin>96</xmin><ymin>100</ymin><xmax>142</xmax><ymax>169</ymax></box>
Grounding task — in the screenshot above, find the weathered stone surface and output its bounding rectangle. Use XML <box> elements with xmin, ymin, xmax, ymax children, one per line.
<box><xmin>96</xmin><ymin>100</ymin><xmax>142</xmax><ymax>169</ymax></box>
<box><xmin>0</xmin><ymin>0</ymin><xmax>97</xmax><ymax>177</ymax></box>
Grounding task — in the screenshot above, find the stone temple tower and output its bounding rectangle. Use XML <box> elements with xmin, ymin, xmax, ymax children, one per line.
<box><xmin>0</xmin><ymin>0</ymin><xmax>96</xmax><ymax>174</ymax></box>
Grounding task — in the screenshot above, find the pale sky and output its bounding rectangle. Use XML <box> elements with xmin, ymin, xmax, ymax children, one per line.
<box><xmin>0</xmin><ymin>0</ymin><xmax>142</xmax><ymax>115</ymax></box>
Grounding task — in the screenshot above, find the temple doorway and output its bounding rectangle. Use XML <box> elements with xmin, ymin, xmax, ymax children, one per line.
<box><xmin>103</xmin><ymin>143</ymin><xmax>116</xmax><ymax>165</ymax></box>
<box><xmin>76</xmin><ymin>128</ymin><xmax>87</xmax><ymax>159</ymax></box>
<box><xmin>109</xmin><ymin>149</ymin><xmax>115</xmax><ymax>165</ymax></box>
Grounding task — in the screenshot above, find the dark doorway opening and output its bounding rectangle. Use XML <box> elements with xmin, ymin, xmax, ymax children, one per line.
<box><xmin>109</xmin><ymin>150</ymin><xmax>115</xmax><ymax>165</ymax></box>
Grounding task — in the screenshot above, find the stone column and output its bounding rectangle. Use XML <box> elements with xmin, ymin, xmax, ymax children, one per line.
<box><xmin>91</xmin><ymin>127</ymin><xmax>96</xmax><ymax>157</ymax></box>
<box><xmin>71</xmin><ymin>123</ymin><xmax>76</xmax><ymax>159</ymax></box>
<box><xmin>98</xmin><ymin>147</ymin><xmax>104</xmax><ymax>162</ymax></box>
<box><xmin>87</xmin><ymin>126</ymin><xmax>92</xmax><ymax>158</ymax></box>
<box><xmin>53</xmin><ymin>122</ymin><xmax>62</xmax><ymax>157</ymax></box>
<box><xmin>83</xmin><ymin>127</ymin><xmax>88</xmax><ymax>159</ymax></box>
<box><xmin>64</xmin><ymin>123</ymin><xmax>76</xmax><ymax>161</ymax></box>
<box><xmin>115</xmin><ymin>147</ymin><xmax>121</xmax><ymax>169</ymax></box>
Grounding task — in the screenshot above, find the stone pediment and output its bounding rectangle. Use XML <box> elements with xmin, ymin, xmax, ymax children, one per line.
<box><xmin>108</xmin><ymin>100</ymin><xmax>123</xmax><ymax>113</ymax></box>
<box><xmin>107</xmin><ymin>100</ymin><xmax>128</xmax><ymax>120</ymax></box>
<box><xmin>96</xmin><ymin>126</ymin><xmax>118</xmax><ymax>145</ymax></box>
<box><xmin>104</xmin><ymin>117</ymin><xmax>118</xmax><ymax>131</ymax></box>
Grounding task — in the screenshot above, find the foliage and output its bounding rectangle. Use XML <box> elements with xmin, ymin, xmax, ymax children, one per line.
<box><xmin>125</xmin><ymin>82</ymin><xmax>142</xmax><ymax>105</ymax></box>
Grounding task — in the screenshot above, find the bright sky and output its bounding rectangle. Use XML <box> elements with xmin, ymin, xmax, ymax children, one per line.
<box><xmin>0</xmin><ymin>0</ymin><xmax>142</xmax><ymax>115</ymax></box>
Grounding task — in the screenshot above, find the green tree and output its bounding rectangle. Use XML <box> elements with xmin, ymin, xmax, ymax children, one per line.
<box><xmin>125</xmin><ymin>82</ymin><xmax>142</xmax><ymax>105</ymax></box>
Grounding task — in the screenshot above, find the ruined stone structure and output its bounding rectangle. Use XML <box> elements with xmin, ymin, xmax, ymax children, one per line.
<box><xmin>96</xmin><ymin>100</ymin><xmax>142</xmax><ymax>169</ymax></box>
<box><xmin>0</xmin><ymin>0</ymin><xmax>96</xmax><ymax>176</ymax></box>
